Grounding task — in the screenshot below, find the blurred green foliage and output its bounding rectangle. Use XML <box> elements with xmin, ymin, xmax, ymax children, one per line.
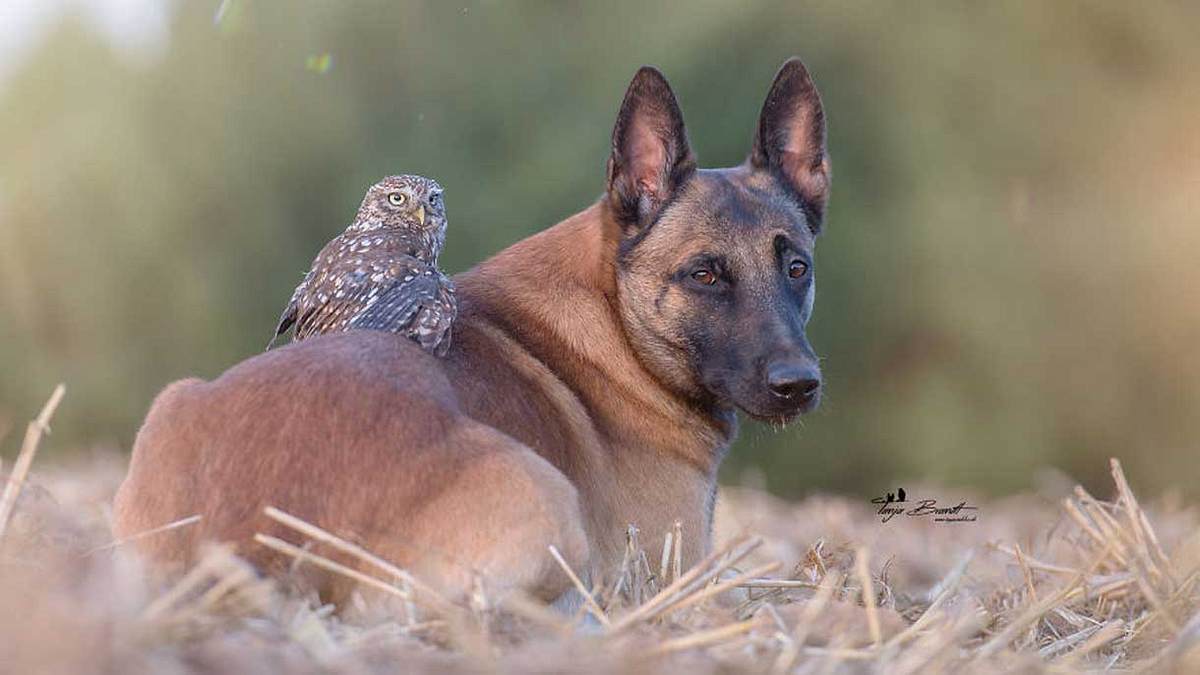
<box><xmin>2</xmin><ymin>1</ymin><xmax>1199</xmax><ymax>497</ymax></box>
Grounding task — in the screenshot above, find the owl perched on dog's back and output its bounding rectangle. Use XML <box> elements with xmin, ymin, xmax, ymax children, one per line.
<box><xmin>269</xmin><ymin>175</ymin><xmax>457</xmax><ymax>355</ymax></box>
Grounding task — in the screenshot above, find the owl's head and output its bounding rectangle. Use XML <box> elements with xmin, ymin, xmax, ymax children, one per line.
<box><xmin>354</xmin><ymin>175</ymin><xmax>447</xmax><ymax>248</ymax></box>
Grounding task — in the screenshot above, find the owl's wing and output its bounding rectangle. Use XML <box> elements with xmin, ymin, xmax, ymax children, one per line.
<box><xmin>349</xmin><ymin>270</ymin><xmax>457</xmax><ymax>355</ymax></box>
<box><xmin>292</xmin><ymin>281</ymin><xmax>374</xmax><ymax>341</ymax></box>
<box><xmin>288</xmin><ymin>260</ymin><xmax>384</xmax><ymax>341</ymax></box>
<box><xmin>347</xmin><ymin>271</ymin><xmax>439</xmax><ymax>332</ymax></box>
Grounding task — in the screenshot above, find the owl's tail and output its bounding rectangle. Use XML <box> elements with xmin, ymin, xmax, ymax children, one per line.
<box><xmin>266</xmin><ymin>302</ymin><xmax>299</xmax><ymax>351</ymax></box>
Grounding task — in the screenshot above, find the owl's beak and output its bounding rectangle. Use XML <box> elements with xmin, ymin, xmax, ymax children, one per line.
<box><xmin>414</xmin><ymin>204</ymin><xmax>426</xmax><ymax>226</ymax></box>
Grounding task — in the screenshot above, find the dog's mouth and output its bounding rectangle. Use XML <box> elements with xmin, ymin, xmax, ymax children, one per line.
<box><xmin>734</xmin><ymin>387</ymin><xmax>821</xmax><ymax>425</ymax></box>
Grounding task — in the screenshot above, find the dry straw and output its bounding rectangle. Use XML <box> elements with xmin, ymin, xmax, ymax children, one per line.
<box><xmin>0</xmin><ymin>383</ymin><xmax>65</xmax><ymax>539</ymax></box>
<box><xmin>2</xmin><ymin>385</ymin><xmax>1199</xmax><ymax>672</ymax></box>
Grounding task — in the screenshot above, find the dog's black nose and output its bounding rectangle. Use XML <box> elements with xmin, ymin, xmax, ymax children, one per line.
<box><xmin>766</xmin><ymin>362</ymin><xmax>821</xmax><ymax>401</ymax></box>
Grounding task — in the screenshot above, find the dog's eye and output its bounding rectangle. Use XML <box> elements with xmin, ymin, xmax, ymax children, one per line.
<box><xmin>691</xmin><ymin>269</ymin><xmax>717</xmax><ymax>286</ymax></box>
<box><xmin>388</xmin><ymin>192</ymin><xmax>406</xmax><ymax>206</ymax></box>
<box><xmin>788</xmin><ymin>260</ymin><xmax>809</xmax><ymax>279</ymax></box>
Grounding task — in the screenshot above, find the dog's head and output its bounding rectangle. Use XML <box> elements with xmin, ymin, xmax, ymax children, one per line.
<box><xmin>608</xmin><ymin>59</ymin><xmax>830</xmax><ymax>423</ymax></box>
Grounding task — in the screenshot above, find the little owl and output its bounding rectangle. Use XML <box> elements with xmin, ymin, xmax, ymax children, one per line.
<box><xmin>269</xmin><ymin>175</ymin><xmax>456</xmax><ymax>355</ymax></box>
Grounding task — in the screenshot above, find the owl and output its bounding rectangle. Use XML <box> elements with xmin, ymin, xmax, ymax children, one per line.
<box><xmin>268</xmin><ymin>175</ymin><xmax>457</xmax><ymax>355</ymax></box>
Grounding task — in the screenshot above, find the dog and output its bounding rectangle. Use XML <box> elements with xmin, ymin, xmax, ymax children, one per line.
<box><xmin>112</xmin><ymin>57</ymin><xmax>831</xmax><ymax>604</ymax></box>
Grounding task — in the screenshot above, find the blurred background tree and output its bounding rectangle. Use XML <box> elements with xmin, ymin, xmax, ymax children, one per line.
<box><xmin>1</xmin><ymin>1</ymin><xmax>1198</xmax><ymax>498</ymax></box>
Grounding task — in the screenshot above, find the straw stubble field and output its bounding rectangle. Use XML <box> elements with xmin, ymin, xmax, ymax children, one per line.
<box><xmin>2</xmin><ymin>388</ymin><xmax>1199</xmax><ymax>673</ymax></box>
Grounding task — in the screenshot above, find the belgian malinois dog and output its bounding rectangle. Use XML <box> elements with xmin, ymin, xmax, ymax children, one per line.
<box><xmin>113</xmin><ymin>57</ymin><xmax>831</xmax><ymax>603</ymax></box>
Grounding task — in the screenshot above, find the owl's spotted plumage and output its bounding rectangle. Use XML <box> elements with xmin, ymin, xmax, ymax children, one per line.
<box><xmin>269</xmin><ymin>175</ymin><xmax>457</xmax><ymax>355</ymax></box>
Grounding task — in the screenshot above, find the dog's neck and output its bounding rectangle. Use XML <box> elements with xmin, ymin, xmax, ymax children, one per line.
<box><xmin>456</xmin><ymin>201</ymin><xmax>736</xmax><ymax>472</ymax></box>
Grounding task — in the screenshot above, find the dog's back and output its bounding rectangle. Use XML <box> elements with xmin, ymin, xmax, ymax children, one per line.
<box><xmin>113</xmin><ymin>331</ymin><xmax>588</xmax><ymax>600</ymax></box>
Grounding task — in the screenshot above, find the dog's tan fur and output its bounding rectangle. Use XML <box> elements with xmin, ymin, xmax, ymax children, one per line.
<box><xmin>113</xmin><ymin>59</ymin><xmax>830</xmax><ymax>601</ymax></box>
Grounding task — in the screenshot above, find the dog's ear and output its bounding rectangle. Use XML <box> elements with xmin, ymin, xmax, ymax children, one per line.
<box><xmin>606</xmin><ymin>66</ymin><xmax>696</xmax><ymax>231</ymax></box>
<box><xmin>749</xmin><ymin>58</ymin><xmax>830</xmax><ymax>230</ymax></box>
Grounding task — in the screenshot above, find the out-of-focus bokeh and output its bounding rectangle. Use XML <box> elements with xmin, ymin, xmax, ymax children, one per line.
<box><xmin>1</xmin><ymin>1</ymin><xmax>1197</xmax><ymax>498</ymax></box>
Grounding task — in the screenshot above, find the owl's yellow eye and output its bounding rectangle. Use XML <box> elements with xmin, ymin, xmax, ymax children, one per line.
<box><xmin>387</xmin><ymin>192</ymin><xmax>407</xmax><ymax>206</ymax></box>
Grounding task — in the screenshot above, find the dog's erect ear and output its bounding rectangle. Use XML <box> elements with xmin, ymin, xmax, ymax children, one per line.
<box><xmin>749</xmin><ymin>58</ymin><xmax>830</xmax><ymax>229</ymax></box>
<box><xmin>606</xmin><ymin>66</ymin><xmax>696</xmax><ymax>231</ymax></box>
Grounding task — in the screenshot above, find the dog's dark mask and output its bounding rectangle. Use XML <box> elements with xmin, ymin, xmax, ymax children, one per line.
<box><xmin>608</xmin><ymin>59</ymin><xmax>831</xmax><ymax>423</ymax></box>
